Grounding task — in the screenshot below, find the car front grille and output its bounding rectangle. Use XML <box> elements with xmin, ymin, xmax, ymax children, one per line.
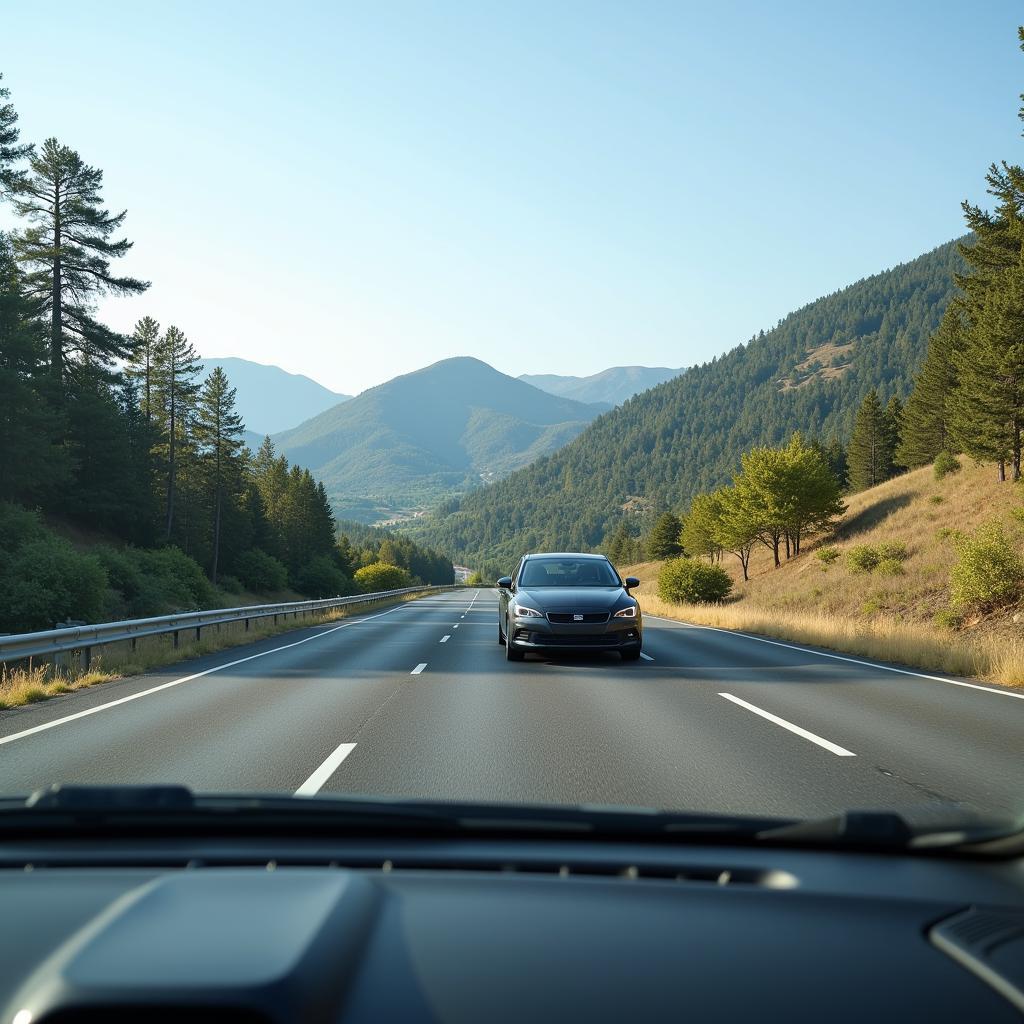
<box><xmin>546</xmin><ymin>612</ymin><xmax>610</xmax><ymax>624</ymax></box>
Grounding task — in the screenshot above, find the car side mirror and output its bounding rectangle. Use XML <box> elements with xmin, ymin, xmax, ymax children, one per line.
<box><xmin>624</xmin><ymin>577</ymin><xmax>640</xmax><ymax>590</ymax></box>
<box><xmin>496</xmin><ymin>576</ymin><xmax>513</xmax><ymax>589</ymax></box>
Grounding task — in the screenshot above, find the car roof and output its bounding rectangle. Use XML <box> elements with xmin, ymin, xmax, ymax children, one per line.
<box><xmin>522</xmin><ymin>552</ymin><xmax>609</xmax><ymax>560</ymax></box>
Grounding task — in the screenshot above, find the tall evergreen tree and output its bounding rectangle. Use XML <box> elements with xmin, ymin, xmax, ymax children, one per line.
<box><xmin>125</xmin><ymin>316</ymin><xmax>161</xmax><ymax>422</ymax></box>
<box><xmin>10</xmin><ymin>138</ymin><xmax>148</xmax><ymax>384</ymax></box>
<box><xmin>152</xmin><ymin>325</ymin><xmax>200</xmax><ymax>539</ymax></box>
<box><xmin>646</xmin><ymin>511</ymin><xmax>683</xmax><ymax>559</ymax></box>
<box><xmin>884</xmin><ymin>394</ymin><xmax>904</xmax><ymax>479</ymax></box>
<box><xmin>847</xmin><ymin>390</ymin><xmax>893</xmax><ymax>491</ymax></box>
<box><xmin>195</xmin><ymin>367</ymin><xmax>245</xmax><ymax>583</ymax></box>
<box><xmin>897</xmin><ymin>308</ymin><xmax>962</xmax><ymax>467</ymax></box>
<box><xmin>0</xmin><ymin>233</ymin><xmax>67</xmax><ymax>502</ymax></box>
<box><xmin>0</xmin><ymin>73</ymin><xmax>32</xmax><ymax>192</ymax></box>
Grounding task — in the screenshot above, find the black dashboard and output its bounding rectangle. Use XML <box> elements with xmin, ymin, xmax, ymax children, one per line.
<box><xmin>0</xmin><ymin>835</ymin><xmax>1022</xmax><ymax>1022</ymax></box>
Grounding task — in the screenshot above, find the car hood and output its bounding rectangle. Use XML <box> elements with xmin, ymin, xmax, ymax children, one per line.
<box><xmin>515</xmin><ymin>587</ymin><xmax>627</xmax><ymax>612</ymax></box>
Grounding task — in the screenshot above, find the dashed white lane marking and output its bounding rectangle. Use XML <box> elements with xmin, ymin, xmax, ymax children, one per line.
<box><xmin>453</xmin><ymin>624</ymin><xmax>459</xmax><ymax>629</ymax></box>
<box><xmin>440</xmin><ymin>635</ymin><xmax>451</xmax><ymax>643</ymax></box>
<box><xmin>639</xmin><ymin>652</ymin><xmax>654</xmax><ymax>661</ymax></box>
<box><xmin>295</xmin><ymin>742</ymin><xmax>357</xmax><ymax>796</ymax></box>
<box><xmin>718</xmin><ymin>692</ymin><xmax>856</xmax><ymax>757</ymax></box>
<box><xmin>466</xmin><ymin>588</ymin><xmax>481</xmax><ymax>612</ymax></box>
<box><xmin>411</xmin><ymin>663</ymin><xmax>427</xmax><ymax>675</ymax></box>
<box><xmin>0</xmin><ymin>602</ymin><xmax>416</xmax><ymax>750</ymax></box>
<box><xmin>648</xmin><ymin>614</ymin><xmax>1024</xmax><ymax>701</ymax></box>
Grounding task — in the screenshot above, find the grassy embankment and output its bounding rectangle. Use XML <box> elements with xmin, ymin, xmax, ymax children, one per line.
<box><xmin>0</xmin><ymin>589</ymin><xmax>439</xmax><ymax>710</ymax></box>
<box><xmin>624</xmin><ymin>461</ymin><xmax>1024</xmax><ymax>688</ymax></box>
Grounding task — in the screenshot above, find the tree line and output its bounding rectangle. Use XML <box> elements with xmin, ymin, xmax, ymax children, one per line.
<box><xmin>0</xmin><ymin>71</ymin><xmax>452</xmax><ymax>629</ymax></box>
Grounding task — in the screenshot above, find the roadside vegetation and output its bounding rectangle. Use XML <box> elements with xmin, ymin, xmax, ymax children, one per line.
<box><xmin>623</xmin><ymin>461</ymin><xmax>1024</xmax><ymax>688</ymax></box>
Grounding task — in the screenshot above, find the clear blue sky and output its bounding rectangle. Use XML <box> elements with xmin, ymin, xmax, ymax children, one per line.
<box><xmin>2</xmin><ymin>1</ymin><xmax>1021</xmax><ymax>394</ymax></box>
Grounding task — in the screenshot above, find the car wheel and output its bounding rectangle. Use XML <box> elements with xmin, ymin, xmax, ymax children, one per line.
<box><xmin>497</xmin><ymin>622</ymin><xmax>506</xmax><ymax>645</ymax></box>
<box><xmin>621</xmin><ymin>646</ymin><xmax>642</xmax><ymax>661</ymax></box>
<box><xmin>505</xmin><ymin>625</ymin><xmax>525</xmax><ymax>661</ymax></box>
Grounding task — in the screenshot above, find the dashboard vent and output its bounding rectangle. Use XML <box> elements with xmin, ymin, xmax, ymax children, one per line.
<box><xmin>931</xmin><ymin>907</ymin><xmax>1024</xmax><ymax>1013</ymax></box>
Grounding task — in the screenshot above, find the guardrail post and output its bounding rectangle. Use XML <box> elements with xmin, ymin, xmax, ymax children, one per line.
<box><xmin>173</xmin><ymin>630</ymin><xmax>179</xmax><ymax>649</ymax></box>
<box><xmin>244</xmin><ymin>618</ymin><xmax>249</xmax><ymax>632</ymax></box>
<box><xmin>195</xmin><ymin>626</ymin><xmax>201</xmax><ymax>643</ymax></box>
<box><xmin>80</xmin><ymin>647</ymin><xmax>91</xmax><ymax>672</ymax></box>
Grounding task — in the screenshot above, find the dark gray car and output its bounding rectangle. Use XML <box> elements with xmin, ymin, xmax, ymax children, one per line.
<box><xmin>497</xmin><ymin>553</ymin><xmax>642</xmax><ymax>661</ymax></box>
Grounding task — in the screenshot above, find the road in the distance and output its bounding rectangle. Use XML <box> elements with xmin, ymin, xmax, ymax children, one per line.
<box><xmin>0</xmin><ymin>590</ymin><xmax>1021</xmax><ymax>822</ymax></box>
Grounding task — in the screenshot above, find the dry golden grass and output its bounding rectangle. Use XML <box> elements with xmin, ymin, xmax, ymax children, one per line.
<box><xmin>0</xmin><ymin>589</ymin><xmax>439</xmax><ymax>710</ymax></box>
<box><xmin>623</xmin><ymin>460</ymin><xmax>1024</xmax><ymax>688</ymax></box>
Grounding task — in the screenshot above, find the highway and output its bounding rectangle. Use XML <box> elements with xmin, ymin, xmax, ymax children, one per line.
<box><xmin>0</xmin><ymin>590</ymin><xmax>1022</xmax><ymax>822</ymax></box>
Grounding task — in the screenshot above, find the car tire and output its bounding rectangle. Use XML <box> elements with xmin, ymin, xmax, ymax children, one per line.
<box><xmin>497</xmin><ymin>623</ymin><xmax>506</xmax><ymax>646</ymax></box>
<box><xmin>621</xmin><ymin>646</ymin><xmax>642</xmax><ymax>661</ymax></box>
<box><xmin>505</xmin><ymin>625</ymin><xmax>525</xmax><ymax>661</ymax></box>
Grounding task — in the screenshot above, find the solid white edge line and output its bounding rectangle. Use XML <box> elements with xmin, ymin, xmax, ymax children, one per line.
<box><xmin>0</xmin><ymin>601</ymin><xmax>420</xmax><ymax>749</ymax></box>
<box><xmin>440</xmin><ymin>635</ymin><xmax>451</xmax><ymax>643</ymax></box>
<box><xmin>639</xmin><ymin>652</ymin><xmax>654</xmax><ymax>661</ymax></box>
<box><xmin>649</xmin><ymin>614</ymin><xmax>1024</xmax><ymax>701</ymax></box>
<box><xmin>295</xmin><ymin>741</ymin><xmax>357</xmax><ymax>796</ymax></box>
<box><xmin>411</xmin><ymin>663</ymin><xmax>427</xmax><ymax>674</ymax></box>
<box><xmin>718</xmin><ymin>692</ymin><xmax>856</xmax><ymax>757</ymax></box>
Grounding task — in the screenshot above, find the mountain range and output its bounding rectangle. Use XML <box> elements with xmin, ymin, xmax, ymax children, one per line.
<box><xmin>409</xmin><ymin>238</ymin><xmax>967</xmax><ymax>576</ymax></box>
<box><xmin>272</xmin><ymin>358</ymin><xmax>608</xmax><ymax>522</ymax></box>
<box><xmin>196</xmin><ymin>357</ymin><xmax>350</xmax><ymax>438</ymax></box>
<box><xmin>519</xmin><ymin>366</ymin><xmax>685</xmax><ymax>406</ymax></box>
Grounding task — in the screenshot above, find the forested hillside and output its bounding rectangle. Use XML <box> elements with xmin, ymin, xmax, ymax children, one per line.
<box><xmin>0</xmin><ymin>72</ymin><xmax>452</xmax><ymax>632</ymax></box>
<box><xmin>413</xmin><ymin>239</ymin><xmax>964</xmax><ymax>575</ymax></box>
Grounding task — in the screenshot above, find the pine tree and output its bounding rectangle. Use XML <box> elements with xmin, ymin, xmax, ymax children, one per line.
<box><xmin>152</xmin><ymin>325</ymin><xmax>201</xmax><ymax>539</ymax></box>
<box><xmin>949</xmin><ymin>265</ymin><xmax>1024</xmax><ymax>479</ymax></box>
<box><xmin>884</xmin><ymin>394</ymin><xmax>904</xmax><ymax>479</ymax></box>
<box><xmin>0</xmin><ymin>233</ymin><xmax>67</xmax><ymax>502</ymax></box>
<box><xmin>0</xmin><ymin>73</ymin><xmax>32</xmax><ymax>192</ymax></box>
<box><xmin>195</xmin><ymin>367</ymin><xmax>245</xmax><ymax>583</ymax></box>
<box><xmin>646</xmin><ymin>511</ymin><xmax>683</xmax><ymax>559</ymax></box>
<box><xmin>125</xmin><ymin>316</ymin><xmax>161</xmax><ymax>422</ymax></box>
<box><xmin>10</xmin><ymin>138</ymin><xmax>148</xmax><ymax>384</ymax></box>
<box><xmin>897</xmin><ymin>308</ymin><xmax>962</xmax><ymax>467</ymax></box>
<box><xmin>847</xmin><ymin>390</ymin><xmax>893</xmax><ymax>491</ymax></box>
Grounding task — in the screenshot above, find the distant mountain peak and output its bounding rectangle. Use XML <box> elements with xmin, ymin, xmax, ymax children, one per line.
<box><xmin>519</xmin><ymin>365</ymin><xmax>687</xmax><ymax>406</ymax></box>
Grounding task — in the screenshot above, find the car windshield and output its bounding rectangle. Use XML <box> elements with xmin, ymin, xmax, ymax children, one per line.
<box><xmin>519</xmin><ymin>559</ymin><xmax>621</xmax><ymax>587</ymax></box>
<box><xmin>0</xmin><ymin>7</ymin><xmax>1022</xmax><ymax>847</ymax></box>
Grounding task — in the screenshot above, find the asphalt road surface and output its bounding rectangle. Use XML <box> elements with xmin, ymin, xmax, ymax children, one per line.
<box><xmin>1</xmin><ymin>590</ymin><xmax>1022</xmax><ymax>822</ymax></box>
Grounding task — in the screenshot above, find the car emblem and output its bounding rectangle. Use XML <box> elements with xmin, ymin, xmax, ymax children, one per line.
<box><xmin>573</xmin><ymin>613</ymin><xmax>584</xmax><ymax>621</ymax></box>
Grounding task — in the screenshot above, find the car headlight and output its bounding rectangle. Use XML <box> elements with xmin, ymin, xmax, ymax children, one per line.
<box><xmin>512</xmin><ymin>603</ymin><xmax>544</xmax><ymax>617</ymax></box>
<box><xmin>614</xmin><ymin>604</ymin><xmax>638</xmax><ymax>618</ymax></box>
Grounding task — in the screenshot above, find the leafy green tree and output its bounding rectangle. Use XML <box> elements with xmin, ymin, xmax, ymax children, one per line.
<box><xmin>354</xmin><ymin>562</ymin><xmax>413</xmax><ymax>593</ymax></box>
<box><xmin>734</xmin><ymin>446</ymin><xmax>790</xmax><ymax>566</ymax></box>
<box><xmin>897</xmin><ymin>308</ymin><xmax>962</xmax><ymax>467</ymax></box>
<box><xmin>681</xmin><ymin>492</ymin><xmax>724</xmax><ymax>562</ymax></box>
<box><xmin>645</xmin><ymin>511</ymin><xmax>684</xmax><ymax>559</ymax></box>
<box><xmin>778</xmin><ymin>433</ymin><xmax>845</xmax><ymax>555</ymax></box>
<box><xmin>10</xmin><ymin>138</ymin><xmax>148</xmax><ymax>384</ymax></box>
<box><xmin>715</xmin><ymin>485</ymin><xmax>760</xmax><ymax>581</ymax></box>
<box><xmin>152</xmin><ymin>325</ymin><xmax>201</xmax><ymax>539</ymax></box>
<box><xmin>195</xmin><ymin>367</ymin><xmax>245</xmax><ymax>583</ymax></box>
<box><xmin>847</xmin><ymin>389</ymin><xmax>894</xmax><ymax>491</ymax></box>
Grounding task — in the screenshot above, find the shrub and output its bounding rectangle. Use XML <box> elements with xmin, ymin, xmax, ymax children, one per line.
<box><xmin>217</xmin><ymin>575</ymin><xmax>243</xmax><ymax>595</ymax></box>
<box><xmin>657</xmin><ymin>558</ymin><xmax>733</xmax><ymax>604</ymax></box>
<box><xmin>929</xmin><ymin>495</ymin><xmax>944</xmax><ymax>505</ymax></box>
<box><xmin>935</xmin><ymin>527</ymin><xmax>959</xmax><ymax>542</ymax></box>
<box><xmin>234</xmin><ymin>548</ymin><xmax>289</xmax><ymax>593</ymax></box>
<box><xmin>933</xmin><ymin>608</ymin><xmax>963</xmax><ymax>630</ymax></box>
<box><xmin>815</xmin><ymin>546</ymin><xmax>840</xmax><ymax>565</ymax></box>
<box><xmin>293</xmin><ymin>555</ymin><xmax>352</xmax><ymax>598</ymax></box>
<box><xmin>876</xmin><ymin>557</ymin><xmax>905</xmax><ymax>577</ymax></box>
<box><xmin>846</xmin><ymin>545</ymin><xmax>880</xmax><ymax>573</ymax></box>
<box><xmin>0</xmin><ymin>536</ymin><xmax>108</xmax><ymax>633</ymax></box>
<box><xmin>354</xmin><ymin>562</ymin><xmax>414</xmax><ymax>593</ymax></box>
<box><xmin>950</xmin><ymin>521</ymin><xmax>1024</xmax><ymax>613</ymax></box>
<box><xmin>0</xmin><ymin>502</ymin><xmax>45</xmax><ymax>552</ymax></box>
<box><xmin>876</xmin><ymin>540</ymin><xmax>908</xmax><ymax>562</ymax></box>
<box><xmin>139</xmin><ymin>546</ymin><xmax>216</xmax><ymax>609</ymax></box>
<box><xmin>933</xmin><ymin>451</ymin><xmax>961</xmax><ymax>480</ymax></box>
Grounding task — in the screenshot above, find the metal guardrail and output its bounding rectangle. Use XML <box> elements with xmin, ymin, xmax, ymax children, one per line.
<box><xmin>0</xmin><ymin>585</ymin><xmax>460</xmax><ymax>670</ymax></box>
